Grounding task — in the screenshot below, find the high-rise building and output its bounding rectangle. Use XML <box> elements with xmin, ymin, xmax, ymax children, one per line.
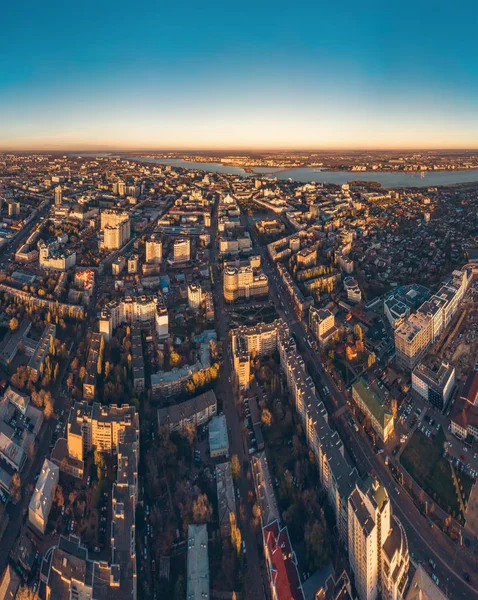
<box><xmin>188</xmin><ymin>283</ymin><xmax>202</xmax><ymax>309</ymax></box>
<box><xmin>411</xmin><ymin>361</ymin><xmax>455</xmax><ymax>411</ymax></box>
<box><xmin>145</xmin><ymin>235</ymin><xmax>163</xmax><ymax>263</ymax></box>
<box><xmin>394</xmin><ymin>312</ymin><xmax>431</xmax><ymax>371</ymax></box>
<box><xmin>54</xmin><ymin>185</ymin><xmax>62</xmax><ymax>205</ymax></box>
<box><xmin>101</xmin><ymin>210</ymin><xmax>130</xmax><ymax>250</ymax></box>
<box><xmin>172</xmin><ymin>237</ymin><xmax>190</xmax><ymax>263</ymax></box>
<box><xmin>348</xmin><ymin>478</ymin><xmax>409</xmax><ymax>600</ymax></box>
<box><xmin>309</xmin><ymin>307</ymin><xmax>337</xmax><ymax>347</ymax></box>
<box><xmin>223</xmin><ymin>264</ymin><xmax>268</xmax><ymax>303</ymax></box>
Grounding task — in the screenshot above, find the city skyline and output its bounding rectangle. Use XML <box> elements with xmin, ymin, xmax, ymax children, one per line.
<box><xmin>1</xmin><ymin>0</ymin><xmax>477</xmax><ymax>150</ymax></box>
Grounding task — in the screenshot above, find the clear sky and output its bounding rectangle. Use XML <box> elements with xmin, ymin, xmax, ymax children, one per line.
<box><xmin>1</xmin><ymin>0</ymin><xmax>477</xmax><ymax>150</ymax></box>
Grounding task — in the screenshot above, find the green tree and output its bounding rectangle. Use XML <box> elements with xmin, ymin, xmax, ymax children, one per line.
<box><xmin>305</xmin><ymin>519</ymin><xmax>329</xmax><ymax>571</ymax></box>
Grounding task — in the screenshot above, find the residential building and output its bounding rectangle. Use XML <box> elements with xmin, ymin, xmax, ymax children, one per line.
<box><xmin>209</xmin><ymin>414</ymin><xmax>229</xmax><ymax>458</ymax></box>
<box><xmin>251</xmin><ymin>452</ymin><xmax>280</xmax><ymax>527</ymax></box>
<box><xmin>223</xmin><ymin>264</ymin><xmax>268</xmax><ymax>302</ymax></box>
<box><xmin>99</xmin><ymin>294</ymin><xmax>168</xmax><ymax>341</ymax></box>
<box><xmin>101</xmin><ymin>209</ymin><xmax>131</xmax><ymax>250</ymax></box>
<box><xmin>343</xmin><ymin>277</ymin><xmax>362</xmax><ymax>304</ymax></box>
<box><xmin>394</xmin><ymin>312</ymin><xmax>431</xmax><ymax>371</ymax></box>
<box><xmin>263</xmin><ymin>520</ymin><xmax>305</xmax><ymax>600</ymax></box>
<box><xmin>351</xmin><ymin>379</ymin><xmax>394</xmax><ymax>442</ymax></box>
<box><xmin>172</xmin><ymin>237</ymin><xmax>190</xmax><ymax>263</ymax></box>
<box><xmin>348</xmin><ymin>478</ymin><xmax>409</xmax><ymax>600</ymax></box>
<box><xmin>67</xmin><ymin>402</ymin><xmax>139</xmax><ymax>462</ymax></box>
<box><xmin>157</xmin><ymin>390</ymin><xmax>217</xmax><ymax>432</ymax></box>
<box><xmin>187</xmin><ymin>524</ymin><xmax>209</xmax><ymax>600</ymax></box>
<box><xmin>405</xmin><ymin>565</ymin><xmax>446</xmax><ymax>600</ymax></box>
<box><xmin>215</xmin><ymin>462</ymin><xmax>236</xmax><ymax>537</ymax></box>
<box><xmin>411</xmin><ymin>361</ymin><xmax>455</xmax><ymax>410</ymax></box>
<box><xmin>309</xmin><ymin>307</ymin><xmax>337</xmax><ymax>347</ymax></box>
<box><xmin>83</xmin><ymin>333</ymin><xmax>104</xmax><ymax>400</ymax></box>
<box><xmin>28</xmin><ymin>458</ymin><xmax>59</xmax><ymax>534</ymax></box>
<box><xmin>145</xmin><ymin>235</ymin><xmax>162</xmax><ymax>263</ymax></box>
<box><xmin>188</xmin><ymin>283</ymin><xmax>202</xmax><ymax>310</ymax></box>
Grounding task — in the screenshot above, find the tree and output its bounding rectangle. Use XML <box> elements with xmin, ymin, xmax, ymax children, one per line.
<box><xmin>181</xmin><ymin>423</ymin><xmax>197</xmax><ymax>446</ymax></box>
<box><xmin>9</xmin><ymin>317</ymin><xmax>19</xmax><ymax>332</ymax></box>
<box><xmin>261</xmin><ymin>408</ymin><xmax>272</xmax><ymax>428</ymax></box>
<box><xmin>15</xmin><ymin>586</ymin><xmax>38</xmax><ymax>600</ymax></box>
<box><xmin>345</xmin><ymin>346</ymin><xmax>355</xmax><ymax>362</ymax></box>
<box><xmin>230</xmin><ymin>512</ymin><xmax>242</xmax><ymax>556</ymax></box>
<box><xmin>170</xmin><ymin>351</ymin><xmax>181</xmax><ymax>368</ymax></box>
<box><xmin>54</xmin><ymin>485</ymin><xmax>65</xmax><ymax>508</ymax></box>
<box><xmin>367</xmin><ymin>352</ymin><xmax>376</xmax><ymax>368</ymax></box>
<box><xmin>354</xmin><ymin>324</ymin><xmax>363</xmax><ymax>341</ymax></box>
<box><xmin>231</xmin><ymin>455</ymin><xmax>241</xmax><ymax>480</ymax></box>
<box><xmin>192</xmin><ymin>494</ymin><xmax>213</xmax><ymax>524</ymax></box>
<box><xmin>43</xmin><ymin>394</ymin><xmax>54</xmax><ymax>419</ymax></box>
<box><xmin>9</xmin><ymin>472</ymin><xmax>21</xmax><ymax>504</ymax></box>
<box><xmin>305</xmin><ymin>519</ymin><xmax>329</xmax><ymax>571</ymax></box>
<box><xmin>391</xmin><ymin>398</ymin><xmax>398</xmax><ymax>420</ymax></box>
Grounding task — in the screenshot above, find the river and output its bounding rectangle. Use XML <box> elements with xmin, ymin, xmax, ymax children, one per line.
<box><xmin>128</xmin><ymin>157</ymin><xmax>478</xmax><ymax>188</ymax></box>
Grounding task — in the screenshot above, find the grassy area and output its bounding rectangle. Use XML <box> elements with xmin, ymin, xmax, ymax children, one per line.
<box><xmin>401</xmin><ymin>428</ymin><xmax>473</xmax><ymax>519</ymax></box>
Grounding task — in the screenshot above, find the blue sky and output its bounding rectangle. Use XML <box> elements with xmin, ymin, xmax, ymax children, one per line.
<box><xmin>1</xmin><ymin>0</ymin><xmax>477</xmax><ymax>149</ymax></box>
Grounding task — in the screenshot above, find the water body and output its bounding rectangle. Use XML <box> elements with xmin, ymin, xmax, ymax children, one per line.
<box><xmin>129</xmin><ymin>157</ymin><xmax>478</xmax><ymax>188</ymax></box>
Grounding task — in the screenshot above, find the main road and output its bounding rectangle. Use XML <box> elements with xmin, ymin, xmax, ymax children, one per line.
<box><xmin>247</xmin><ymin>218</ymin><xmax>478</xmax><ymax>599</ymax></box>
<box><xmin>210</xmin><ymin>199</ymin><xmax>267</xmax><ymax>599</ymax></box>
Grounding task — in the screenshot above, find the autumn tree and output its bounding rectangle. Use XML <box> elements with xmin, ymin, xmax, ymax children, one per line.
<box><xmin>261</xmin><ymin>408</ymin><xmax>272</xmax><ymax>428</ymax></box>
<box><xmin>354</xmin><ymin>324</ymin><xmax>363</xmax><ymax>341</ymax></box>
<box><xmin>391</xmin><ymin>398</ymin><xmax>398</xmax><ymax>420</ymax></box>
<box><xmin>9</xmin><ymin>317</ymin><xmax>19</xmax><ymax>332</ymax></box>
<box><xmin>229</xmin><ymin>512</ymin><xmax>242</xmax><ymax>556</ymax></box>
<box><xmin>54</xmin><ymin>485</ymin><xmax>65</xmax><ymax>508</ymax></box>
<box><xmin>15</xmin><ymin>586</ymin><xmax>38</xmax><ymax>600</ymax></box>
<box><xmin>9</xmin><ymin>472</ymin><xmax>21</xmax><ymax>504</ymax></box>
<box><xmin>368</xmin><ymin>352</ymin><xmax>376</xmax><ymax>368</ymax></box>
<box><xmin>192</xmin><ymin>494</ymin><xmax>213</xmax><ymax>524</ymax></box>
<box><xmin>231</xmin><ymin>454</ymin><xmax>241</xmax><ymax>480</ymax></box>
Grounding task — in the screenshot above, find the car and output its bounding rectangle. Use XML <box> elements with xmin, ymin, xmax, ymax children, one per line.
<box><xmin>431</xmin><ymin>573</ymin><xmax>439</xmax><ymax>586</ymax></box>
<box><xmin>394</xmin><ymin>487</ymin><xmax>400</xmax><ymax>495</ymax></box>
<box><xmin>94</xmin><ymin>546</ymin><xmax>101</xmax><ymax>553</ymax></box>
<box><xmin>463</xmin><ymin>572</ymin><xmax>470</xmax><ymax>582</ymax></box>
<box><xmin>242</xmin><ymin>540</ymin><xmax>246</xmax><ymax>554</ymax></box>
<box><xmin>429</xmin><ymin>558</ymin><xmax>436</xmax><ymax>570</ymax></box>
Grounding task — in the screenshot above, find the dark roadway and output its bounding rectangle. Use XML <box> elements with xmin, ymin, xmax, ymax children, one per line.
<box><xmin>211</xmin><ymin>199</ymin><xmax>268</xmax><ymax>600</ymax></box>
<box><xmin>247</xmin><ymin>217</ymin><xmax>478</xmax><ymax>599</ymax></box>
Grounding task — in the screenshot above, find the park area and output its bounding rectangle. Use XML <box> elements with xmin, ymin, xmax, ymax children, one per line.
<box><xmin>401</xmin><ymin>428</ymin><xmax>473</xmax><ymax>522</ymax></box>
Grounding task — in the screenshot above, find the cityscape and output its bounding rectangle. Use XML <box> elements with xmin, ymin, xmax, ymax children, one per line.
<box><xmin>1</xmin><ymin>1</ymin><xmax>478</xmax><ymax>600</ymax></box>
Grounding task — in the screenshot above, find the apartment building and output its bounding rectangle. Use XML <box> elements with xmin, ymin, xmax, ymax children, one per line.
<box><xmin>394</xmin><ymin>312</ymin><xmax>431</xmax><ymax>371</ymax></box>
<box><xmin>411</xmin><ymin>361</ymin><xmax>455</xmax><ymax>411</ymax></box>
<box><xmin>145</xmin><ymin>234</ymin><xmax>162</xmax><ymax>263</ymax></box>
<box><xmin>157</xmin><ymin>389</ymin><xmax>217</xmax><ymax>433</ymax></box>
<box><xmin>67</xmin><ymin>402</ymin><xmax>139</xmax><ymax>462</ymax></box>
<box><xmin>263</xmin><ymin>521</ymin><xmax>305</xmax><ymax>600</ymax></box>
<box><xmin>99</xmin><ymin>294</ymin><xmax>168</xmax><ymax>341</ymax></box>
<box><xmin>172</xmin><ymin>237</ymin><xmax>190</xmax><ymax>263</ymax></box>
<box><xmin>348</xmin><ymin>478</ymin><xmax>409</xmax><ymax>600</ymax></box>
<box><xmin>343</xmin><ymin>276</ymin><xmax>362</xmax><ymax>303</ymax></box>
<box><xmin>231</xmin><ymin>320</ymin><xmax>281</xmax><ymax>389</ymax></box>
<box><xmin>83</xmin><ymin>333</ymin><xmax>104</xmax><ymax>400</ymax></box>
<box><xmin>352</xmin><ymin>379</ymin><xmax>394</xmax><ymax>442</ymax></box>
<box><xmin>188</xmin><ymin>283</ymin><xmax>202</xmax><ymax>309</ymax></box>
<box><xmin>187</xmin><ymin>524</ymin><xmax>209</xmax><ymax>600</ymax></box>
<box><xmin>223</xmin><ymin>264</ymin><xmax>268</xmax><ymax>303</ymax></box>
<box><xmin>28</xmin><ymin>458</ymin><xmax>59</xmax><ymax>534</ymax></box>
<box><xmin>100</xmin><ymin>209</ymin><xmax>131</xmax><ymax>250</ymax></box>
<box><xmin>309</xmin><ymin>307</ymin><xmax>337</xmax><ymax>347</ymax></box>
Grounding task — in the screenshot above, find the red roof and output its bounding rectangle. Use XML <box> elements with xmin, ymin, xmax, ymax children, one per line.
<box><xmin>461</xmin><ymin>371</ymin><xmax>478</xmax><ymax>405</ymax></box>
<box><xmin>263</xmin><ymin>521</ymin><xmax>304</xmax><ymax>600</ymax></box>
